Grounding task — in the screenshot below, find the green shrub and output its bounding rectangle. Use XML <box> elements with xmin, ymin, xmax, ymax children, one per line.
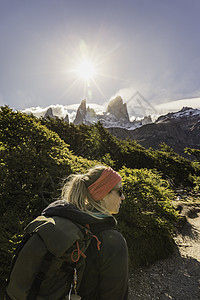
<box><xmin>117</xmin><ymin>167</ymin><xmax>180</xmax><ymax>267</ymax></box>
<box><xmin>0</xmin><ymin>106</ymin><xmax>95</xmax><ymax>286</ymax></box>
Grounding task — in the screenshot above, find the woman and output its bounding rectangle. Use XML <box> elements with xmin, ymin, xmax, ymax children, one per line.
<box><xmin>43</xmin><ymin>165</ymin><xmax>128</xmax><ymax>299</ymax></box>
<box><xmin>6</xmin><ymin>165</ymin><xmax>128</xmax><ymax>300</ymax></box>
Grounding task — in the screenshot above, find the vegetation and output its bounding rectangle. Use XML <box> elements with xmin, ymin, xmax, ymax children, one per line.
<box><xmin>118</xmin><ymin>167</ymin><xmax>179</xmax><ymax>266</ymax></box>
<box><xmin>0</xmin><ymin>106</ymin><xmax>95</xmax><ymax>289</ymax></box>
<box><xmin>41</xmin><ymin>116</ymin><xmax>199</xmax><ymax>187</ymax></box>
<box><xmin>185</xmin><ymin>147</ymin><xmax>200</xmax><ymax>162</ymax></box>
<box><xmin>0</xmin><ymin>106</ymin><xmax>199</xmax><ymax>293</ymax></box>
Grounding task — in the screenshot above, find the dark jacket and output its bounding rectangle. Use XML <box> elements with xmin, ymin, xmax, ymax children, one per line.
<box><xmin>42</xmin><ymin>201</ymin><xmax>129</xmax><ymax>300</ymax></box>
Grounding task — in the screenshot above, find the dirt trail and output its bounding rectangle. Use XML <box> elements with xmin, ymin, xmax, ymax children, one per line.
<box><xmin>128</xmin><ymin>205</ymin><xmax>200</xmax><ymax>300</ymax></box>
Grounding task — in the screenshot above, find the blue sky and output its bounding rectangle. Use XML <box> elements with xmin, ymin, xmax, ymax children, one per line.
<box><xmin>0</xmin><ymin>0</ymin><xmax>200</xmax><ymax>111</ymax></box>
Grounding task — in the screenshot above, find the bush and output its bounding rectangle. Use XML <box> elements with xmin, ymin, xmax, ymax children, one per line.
<box><xmin>0</xmin><ymin>106</ymin><xmax>95</xmax><ymax>286</ymax></box>
<box><xmin>117</xmin><ymin>167</ymin><xmax>180</xmax><ymax>267</ymax></box>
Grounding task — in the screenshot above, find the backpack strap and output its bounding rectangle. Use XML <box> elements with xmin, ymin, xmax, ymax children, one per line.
<box><xmin>6</xmin><ymin>233</ymin><xmax>32</xmax><ymax>287</ymax></box>
<box><xmin>71</xmin><ymin>241</ymin><xmax>87</xmax><ymax>263</ymax></box>
<box><xmin>5</xmin><ymin>233</ymin><xmax>33</xmax><ymax>300</ymax></box>
<box><xmin>4</xmin><ymin>292</ymin><xmax>12</xmax><ymax>300</ymax></box>
<box><xmin>27</xmin><ymin>251</ymin><xmax>55</xmax><ymax>300</ymax></box>
<box><xmin>85</xmin><ymin>224</ymin><xmax>101</xmax><ymax>251</ymax></box>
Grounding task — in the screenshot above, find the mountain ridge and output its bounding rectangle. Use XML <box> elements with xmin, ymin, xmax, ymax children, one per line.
<box><xmin>22</xmin><ymin>97</ymin><xmax>200</xmax><ymax>157</ymax></box>
<box><xmin>107</xmin><ymin>106</ymin><xmax>200</xmax><ymax>158</ymax></box>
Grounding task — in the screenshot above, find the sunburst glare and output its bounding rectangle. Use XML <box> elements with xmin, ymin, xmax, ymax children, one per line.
<box><xmin>77</xmin><ymin>59</ymin><xmax>96</xmax><ymax>81</ymax></box>
<box><xmin>59</xmin><ymin>40</ymin><xmax>122</xmax><ymax>102</ymax></box>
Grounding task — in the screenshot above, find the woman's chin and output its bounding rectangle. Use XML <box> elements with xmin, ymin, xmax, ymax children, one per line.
<box><xmin>110</xmin><ymin>209</ymin><xmax>119</xmax><ymax>215</ymax></box>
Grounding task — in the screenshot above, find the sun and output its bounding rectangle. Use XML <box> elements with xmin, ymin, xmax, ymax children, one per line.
<box><xmin>61</xmin><ymin>41</ymin><xmax>121</xmax><ymax>101</ymax></box>
<box><xmin>77</xmin><ymin>59</ymin><xmax>96</xmax><ymax>81</ymax></box>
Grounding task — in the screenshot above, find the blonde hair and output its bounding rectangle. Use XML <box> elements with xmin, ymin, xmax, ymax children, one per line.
<box><xmin>61</xmin><ymin>165</ymin><xmax>112</xmax><ymax>216</ymax></box>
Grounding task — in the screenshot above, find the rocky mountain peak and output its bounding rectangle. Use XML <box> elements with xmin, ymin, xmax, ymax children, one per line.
<box><xmin>72</xmin><ymin>97</ymin><xmax>152</xmax><ymax>128</ymax></box>
<box><xmin>44</xmin><ymin>107</ymin><xmax>69</xmax><ymax>123</ymax></box>
<box><xmin>44</xmin><ymin>107</ymin><xmax>55</xmax><ymax>119</ymax></box>
<box><xmin>73</xmin><ymin>99</ymin><xmax>87</xmax><ymax>125</ymax></box>
<box><xmin>63</xmin><ymin>114</ymin><xmax>69</xmax><ymax>123</ymax></box>
<box><xmin>156</xmin><ymin>107</ymin><xmax>200</xmax><ymax>123</ymax></box>
<box><xmin>180</xmin><ymin>106</ymin><xmax>193</xmax><ymax>112</ymax></box>
<box><xmin>106</xmin><ymin>96</ymin><xmax>130</xmax><ymax>121</ymax></box>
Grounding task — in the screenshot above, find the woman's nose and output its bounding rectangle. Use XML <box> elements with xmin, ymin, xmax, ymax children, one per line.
<box><xmin>121</xmin><ymin>193</ymin><xmax>125</xmax><ymax>200</ymax></box>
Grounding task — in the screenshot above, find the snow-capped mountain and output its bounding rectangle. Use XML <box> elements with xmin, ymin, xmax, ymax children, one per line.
<box><xmin>108</xmin><ymin>106</ymin><xmax>200</xmax><ymax>158</ymax></box>
<box><xmin>43</xmin><ymin>96</ymin><xmax>153</xmax><ymax>130</ymax></box>
<box><xmin>156</xmin><ymin>107</ymin><xmax>200</xmax><ymax>123</ymax></box>
<box><xmin>22</xmin><ymin>94</ymin><xmax>200</xmax><ymax>131</ymax></box>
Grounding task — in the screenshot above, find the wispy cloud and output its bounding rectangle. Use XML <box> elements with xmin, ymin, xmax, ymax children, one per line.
<box><xmin>22</xmin><ymin>102</ymin><xmax>106</xmax><ymax>122</ymax></box>
<box><xmin>155</xmin><ymin>97</ymin><xmax>200</xmax><ymax>116</ymax></box>
<box><xmin>22</xmin><ymin>104</ymin><xmax>74</xmax><ymax>119</ymax></box>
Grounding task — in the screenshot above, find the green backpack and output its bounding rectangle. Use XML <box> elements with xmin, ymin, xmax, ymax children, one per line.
<box><xmin>6</xmin><ymin>215</ymin><xmax>93</xmax><ymax>300</ymax></box>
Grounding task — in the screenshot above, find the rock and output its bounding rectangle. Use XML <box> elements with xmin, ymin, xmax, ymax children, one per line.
<box><xmin>191</xmin><ymin>120</ymin><xmax>200</xmax><ymax>146</ymax></box>
<box><xmin>141</xmin><ymin>115</ymin><xmax>153</xmax><ymax>126</ymax></box>
<box><xmin>73</xmin><ymin>99</ymin><xmax>87</xmax><ymax>125</ymax></box>
<box><xmin>73</xmin><ymin>99</ymin><xmax>97</xmax><ymax>125</ymax></box>
<box><xmin>63</xmin><ymin>114</ymin><xmax>69</xmax><ymax>123</ymax></box>
<box><xmin>44</xmin><ymin>107</ymin><xmax>56</xmax><ymax>119</ymax></box>
<box><xmin>85</xmin><ymin>106</ymin><xmax>97</xmax><ymax>124</ymax></box>
<box><xmin>106</xmin><ymin>96</ymin><xmax>130</xmax><ymax>121</ymax></box>
<box><xmin>44</xmin><ymin>107</ymin><xmax>69</xmax><ymax>123</ymax></box>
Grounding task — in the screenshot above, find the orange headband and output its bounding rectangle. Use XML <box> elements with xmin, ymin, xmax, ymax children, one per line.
<box><xmin>88</xmin><ymin>167</ymin><xmax>122</xmax><ymax>201</ymax></box>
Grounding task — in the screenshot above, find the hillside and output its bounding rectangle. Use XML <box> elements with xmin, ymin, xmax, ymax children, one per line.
<box><xmin>108</xmin><ymin>107</ymin><xmax>200</xmax><ymax>158</ymax></box>
<box><xmin>41</xmin><ymin>116</ymin><xmax>199</xmax><ymax>187</ymax></box>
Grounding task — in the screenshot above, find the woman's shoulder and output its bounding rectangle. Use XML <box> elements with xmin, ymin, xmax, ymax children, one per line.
<box><xmin>100</xmin><ymin>227</ymin><xmax>126</xmax><ymax>241</ymax></box>
<box><xmin>96</xmin><ymin>228</ymin><xmax>128</xmax><ymax>269</ymax></box>
<box><xmin>99</xmin><ymin>228</ymin><xmax>127</xmax><ymax>252</ymax></box>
